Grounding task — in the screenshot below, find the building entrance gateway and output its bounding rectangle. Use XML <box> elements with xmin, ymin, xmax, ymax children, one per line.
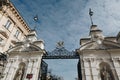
<box><xmin>1</xmin><ymin>5</ymin><xmax>120</xmax><ymax>79</ymax></box>
<box><xmin>0</xmin><ymin>31</ymin><xmax>82</xmax><ymax>80</ymax></box>
<box><xmin>43</xmin><ymin>41</ymin><xmax>79</xmax><ymax>59</ymax></box>
<box><xmin>40</xmin><ymin>41</ymin><xmax>81</xmax><ymax>80</ymax></box>
<box><xmin>1</xmin><ymin>25</ymin><xmax>120</xmax><ymax>80</ymax></box>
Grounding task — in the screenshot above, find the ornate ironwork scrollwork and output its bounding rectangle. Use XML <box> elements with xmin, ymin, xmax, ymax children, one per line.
<box><xmin>43</xmin><ymin>42</ymin><xmax>79</xmax><ymax>59</ymax></box>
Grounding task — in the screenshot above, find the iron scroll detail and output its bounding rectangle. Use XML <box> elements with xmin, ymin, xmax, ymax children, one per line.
<box><xmin>43</xmin><ymin>46</ymin><xmax>79</xmax><ymax>59</ymax></box>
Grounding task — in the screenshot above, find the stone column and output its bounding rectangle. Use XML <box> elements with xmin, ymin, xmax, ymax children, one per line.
<box><xmin>90</xmin><ymin>58</ymin><xmax>99</xmax><ymax>80</ymax></box>
<box><xmin>3</xmin><ymin>60</ymin><xmax>13</xmax><ymax>80</ymax></box>
<box><xmin>112</xmin><ymin>58</ymin><xmax>119</xmax><ymax>80</ymax></box>
<box><xmin>8</xmin><ymin>59</ymin><xmax>18</xmax><ymax>80</ymax></box>
<box><xmin>109</xmin><ymin>59</ymin><xmax>119</xmax><ymax>80</ymax></box>
<box><xmin>96</xmin><ymin>58</ymin><xmax>103</xmax><ymax>80</ymax></box>
<box><xmin>118</xmin><ymin>59</ymin><xmax>120</xmax><ymax>79</ymax></box>
<box><xmin>84</xmin><ymin>58</ymin><xmax>93</xmax><ymax>80</ymax></box>
<box><xmin>31</xmin><ymin>59</ymin><xmax>37</xmax><ymax>80</ymax></box>
<box><xmin>31</xmin><ymin>59</ymin><xmax>40</xmax><ymax>80</ymax></box>
<box><xmin>81</xmin><ymin>59</ymin><xmax>86</xmax><ymax>80</ymax></box>
<box><xmin>24</xmin><ymin>59</ymin><xmax>34</xmax><ymax>80</ymax></box>
<box><xmin>88</xmin><ymin>58</ymin><xmax>94</xmax><ymax>80</ymax></box>
<box><xmin>33</xmin><ymin>58</ymin><xmax>43</xmax><ymax>80</ymax></box>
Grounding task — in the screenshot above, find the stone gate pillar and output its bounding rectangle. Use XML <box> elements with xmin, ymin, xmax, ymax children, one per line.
<box><xmin>1</xmin><ymin>31</ymin><xmax>46</xmax><ymax>80</ymax></box>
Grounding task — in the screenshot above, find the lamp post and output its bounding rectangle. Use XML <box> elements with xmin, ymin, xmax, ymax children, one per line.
<box><xmin>33</xmin><ymin>15</ymin><xmax>38</xmax><ymax>30</ymax></box>
<box><xmin>89</xmin><ymin>8</ymin><xmax>94</xmax><ymax>25</ymax></box>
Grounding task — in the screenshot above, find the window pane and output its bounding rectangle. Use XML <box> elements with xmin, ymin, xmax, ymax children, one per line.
<box><xmin>5</xmin><ymin>20</ymin><xmax>11</xmax><ymax>29</ymax></box>
<box><xmin>15</xmin><ymin>30</ymin><xmax>20</xmax><ymax>38</ymax></box>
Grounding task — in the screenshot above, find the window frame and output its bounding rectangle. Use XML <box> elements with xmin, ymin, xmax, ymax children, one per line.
<box><xmin>14</xmin><ymin>30</ymin><xmax>20</xmax><ymax>38</ymax></box>
<box><xmin>4</xmin><ymin>20</ymin><xmax>12</xmax><ymax>29</ymax></box>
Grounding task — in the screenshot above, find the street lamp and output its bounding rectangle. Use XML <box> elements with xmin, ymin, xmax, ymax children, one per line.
<box><xmin>33</xmin><ymin>15</ymin><xmax>38</xmax><ymax>30</ymax></box>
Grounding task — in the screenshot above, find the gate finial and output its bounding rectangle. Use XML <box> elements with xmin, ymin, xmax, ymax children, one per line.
<box><xmin>89</xmin><ymin>8</ymin><xmax>94</xmax><ymax>25</ymax></box>
<box><xmin>56</xmin><ymin>41</ymin><xmax>64</xmax><ymax>48</ymax></box>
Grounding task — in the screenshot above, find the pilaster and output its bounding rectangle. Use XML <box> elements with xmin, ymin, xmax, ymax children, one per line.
<box><xmin>83</xmin><ymin>58</ymin><xmax>94</xmax><ymax>80</ymax></box>
<box><xmin>2</xmin><ymin>60</ymin><xmax>13</xmax><ymax>80</ymax></box>
<box><xmin>80</xmin><ymin>59</ymin><xmax>86</xmax><ymax>80</ymax></box>
<box><xmin>24</xmin><ymin>58</ymin><xmax>41</xmax><ymax>80</ymax></box>
<box><xmin>31</xmin><ymin>59</ymin><xmax>39</xmax><ymax>80</ymax></box>
<box><xmin>24</xmin><ymin>59</ymin><xmax>33</xmax><ymax>80</ymax></box>
<box><xmin>112</xmin><ymin>58</ymin><xmax>120</xmax><ymax>80</ymax></box>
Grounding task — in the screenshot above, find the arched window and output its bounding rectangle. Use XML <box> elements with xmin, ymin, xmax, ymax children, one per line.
<box><xmin>13</xmin><ymin>62</ymin><xmax>26</xmax><ymax>80</ymax></box>
<box><xmin>99</xmin><ymin>62</ymin><xmax>114</xmax><ymax>80</ymax></box>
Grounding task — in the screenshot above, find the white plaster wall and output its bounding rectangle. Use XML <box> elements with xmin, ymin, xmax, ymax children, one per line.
<box><xmin>2</xmin><ymin>52</ymin><xmax>43</xmax><ymax>80</ymax></box>
<box><xmin>81</xmin><ymin>49</ymin><xmax>120</xmax><ymax>80</ymax></box>
<box><xmin>91</xmin><ymin>61</ymin><xmax>99</xmax><ymax>80</ymax></box>
<box><xmin>0</xmin><ymin>5</ymin><xmax>30</xmax><ymax>53</ymax></box>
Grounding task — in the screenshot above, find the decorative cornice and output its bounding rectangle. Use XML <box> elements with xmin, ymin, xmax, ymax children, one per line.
<box><xmin>8</xmin><ymin>50</ymin><xmax>45</xmax><ymax>57</ymax></box>
<box><xmin>82</xmin><ymin>57</ymin><xmax>120</xmax><ymax>63</ymax></box>
<box><xmin>8</xmin><ymin>59</ymin><xmax>15</xmax><ymax>62</ymax></box>
<box><xmin>112</xmin><ymin>57</ymin><xmax>120</xmax><ymax>62</ymax></box>
<box><xmin>6</xmin><ymin>2</ymin><xmax>31</xmax><ymax>33</ymax></box>
<box><xmin>28</xmin><ymin>58</ymin><xmax>38</xmax><ymax>62</ymax></box>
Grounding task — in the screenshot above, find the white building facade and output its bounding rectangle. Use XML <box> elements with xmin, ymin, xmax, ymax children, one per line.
<box><xmin>2</xmin><ymin>31</ymin><xmax>45</xmax><ymax>80</ymax></box>
<box><xmin>1</xmin><ymin>1</ymin><xmax>120</xmax><ymax>80</ymax></box>
<box><xmin>0</xmin><ymin>0</ymin><xmax>30</xmax><ymax>53</ymax></box>
<box><xmin>0</xmin><ymin>0</ymin><xmax>31</xmax><ymax>78</ymax></box>
<box><xmin>77</xmin><ymin>25</ymin><xmax>120</xmax><ymax>80</ymax></box>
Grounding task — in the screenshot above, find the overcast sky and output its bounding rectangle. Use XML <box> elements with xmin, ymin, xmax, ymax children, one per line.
<box><xmin>10</xmin><ymin>0</ymin><xmax>120</xmax><ymax>80</ymax></box>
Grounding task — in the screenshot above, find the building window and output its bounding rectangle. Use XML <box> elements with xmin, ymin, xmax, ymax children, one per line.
<box><xmin>14</xmin><ymin>30</ymin><xmax>20</xmax><ymax>38</ymax></box>
<box><xmin>5</xmin><ymin>20</ymin><xmax>11</xmax><ymax>29</ymax></box>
